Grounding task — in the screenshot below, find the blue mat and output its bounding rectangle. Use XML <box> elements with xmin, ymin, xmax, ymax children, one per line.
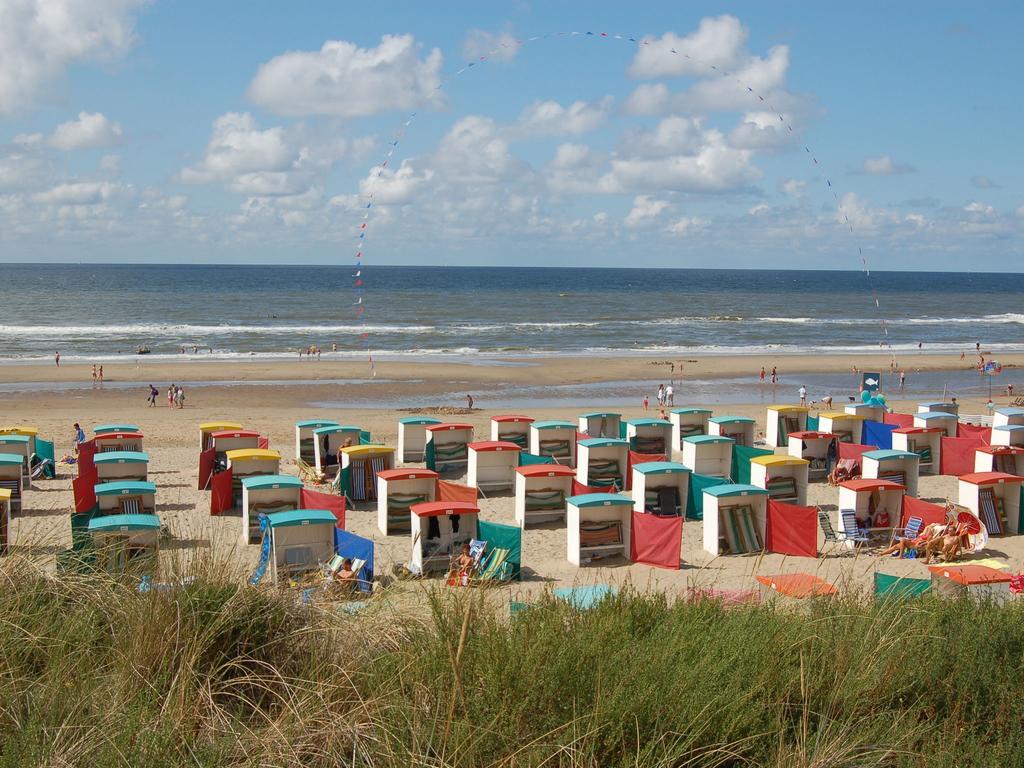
<box><xmin>553</xmin><ymin>584</ymin><xmax>618</xmax><ymax>610</ymax></box>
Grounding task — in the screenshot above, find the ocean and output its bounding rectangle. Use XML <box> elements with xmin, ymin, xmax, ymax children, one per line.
<box><xmin>1</xmin><ymin>264</ymin><xmax>1022</xmax><ymax>362</ymax></box>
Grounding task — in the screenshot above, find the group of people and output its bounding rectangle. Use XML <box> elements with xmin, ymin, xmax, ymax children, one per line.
<box><xmin>642</xmin><ymin>383</ymin><xmax>674</xmax><ymax>414</ymax></box>
<box><xmin>878</xmin><ymin>507</ymin><xmax>970</xmax><ymax>564</ymax></box>
<box><xmin>299</xmin><ymin>344</ymin><xmax>336</xmax><ymax>360</ymax></box>
<box><xmin>758</xmin><ymin>366</ymin><xmax>779</xmax><ymax>384</ymax></box>
<box><xmin>91</xmin><ymin>365</ymin><xmax>105</xmax><ymax>386</ymax></box>
<box><xmin>150</xmin><ymin>384</ymin><xmax>186</xmax><ymax>408</ymax></box>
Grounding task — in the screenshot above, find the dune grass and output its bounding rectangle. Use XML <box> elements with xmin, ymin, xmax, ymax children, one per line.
<box><xmin>0</xmin><ymin>558</ymin><xmax>1021</xmax><ymax>767</ymax></box>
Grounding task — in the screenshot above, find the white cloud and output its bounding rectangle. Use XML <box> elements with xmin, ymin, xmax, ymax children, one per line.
<box><xmin>0</xmin><ymin>147</ymin><xmax>51</xmax><ymax>191</ymax></box>
<box><xmin>782</xmin><ymin>178</ymin><xmax>806</xmax><ymax>197</ymax></box>
<box><xmin>359</xmin><ymin>161</ymin><xmax>434</xmax><ymax>205</ymax></box>
<box><xmin>667</xmin><ymin>216</ymin><xmax>710</xmax><ymax>236</ymax></box>
<box><xmin>462</xmin><ymin>29</ymin><xmax>519</xmax><ymax>62</ymax></box>
<box><xmin>31</xmin><ymin>180</ymin><xmax>124</xmax><ymax>205</ymax></box>
<box><xmin>624</xmin><ymin>195</ymin><xmax>670</xmax><ymax>227</ymax></box>
<box><xmin>247</xmin><ymin>34</ymin><xmax>443</xmax><ymax>117</ymax></box>
<box><xmin>630</xmin><ymin>16</ymin><xmax>748</xmax><ymax>78</ymax></box>
<box><xmin>0</xmin><ymin>0</ymin><xmax>145</xmax><ymax>115</ymax></box>
<box><xmin>433</xmin><ymin>116</ymin><xmax>529</xmax><ymax>185</ymax></box>
<box><xmin>619</xmin><ymin>116</ymin><xmax>705</xmax><ymax>157</ymax></box>
<box><xmin>623</xmin><ymin>83</ymin><xmax>669</xmax><ymax>116</ymax></box>
<box><xmin>964</xmin><ymin>201</ymin><xmax>994</xmax><ymax>217</ymax></box>
<box><xmin>512</xmin><ymin>97</ymin><xmax>612</xmax><ymax>138</ymax></box>
<box><xmin>729</xmin><ymin>110</ymin><xmax>795</xmax><ymax>149</ymax></box>
<box><xmin>181</xmin><ymin>113</ymin><xmax>294</xmax><ymax>185</ymax></box>
<box><xmin>748</xmin><ymin>203</ymin><xmax>770</xmax><ymax>216</ymax></box>
<box><xmin>859</xmin><ymin>155</ymin><xmax>915</xmax><ymax>175</ymax></box>
<box><xmin>99</xmin><ymin>154</ymin><xmax>122</xmax><ymax>175</ymax></box>
<box><xmin>1016</xmin><ymin>205</ymin><xmax>1024</xmax><ymax>218</ymax></box>
<box><xmin>49</xmin><ymin>112</ymin><xmax>123</xmax><ymax>150</ymax></box>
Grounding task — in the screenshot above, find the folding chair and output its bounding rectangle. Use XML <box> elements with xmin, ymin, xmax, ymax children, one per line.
<box><xmin>818</xmin><ymin>510</ymin><xmax>868</xmax><ymax>555</ymax></box>
<box><xmin>890</xmin><ymin>515</ymin><xmax>923</xmax><ymax>544</ymax></box>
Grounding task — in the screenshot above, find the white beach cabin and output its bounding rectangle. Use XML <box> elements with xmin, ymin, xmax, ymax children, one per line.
<box><xmin>95</xmin><ymin>480</ymin><xmax>157</xmax><ymax>517</ymax></box>
<box><xmin>240</xmin><ymin>474</ymin><xmax>303</xmax><ymax>545</ymax></box>
<box><xmin>786</xmin><ymin>431</ymin><xmax>837</xmax><ymax>480</ymax></box>
<box><xmin>514</xmin><ymin>464</ymin><xmax>574</xmax><ymax>527</ymax></box>
<box><xmin>765</xmin><ymin>406</ymin><xmax>809</xmax><ymax>449</ymax></box>
<box><xmin>861</xmin><ymin>449</ymin><xmax>920</xmax><ymax>498</ymax></box>
<box><xmin>226</xmin><ymin>449</ymin><xmax>281</xmax><ymax>513</ymax></box>
<box><xmin>991</xmin><ymin>425</ymin><xmax>1024</xmax><ymax>448</ymax></box>
<box><xmin>631</xmin><ymin>461</ymin><xmax>690</xmax><ymax>516</ymax></box>
<box><xmin>670</xmin><ymin>408</ymin><xmax>712</xmax><ymax>456</ymax></box>
<box><xmin>424</xmin><ymin>423</ymin><xmax>474</xmax><ymax>473</ymax></box>
<box><xmin>262</xmin><ymin>509</ymin><xmax>338</xmax><ymax>584</ymax></box>
<box><xmin>913</xmin><ymin>411</ymin><xmax>957</xmax><ymax>438</ymax></box>
<box><xmin>376</xmin><ymin>468</ymin><xmax>438</xmax><ymax>535</ymax></box>
<box><xmin>94</xmin><ymin>431</ymin><xmax>145</xmax><ymax>455</ymax></box>
<box><xmin>891</xmin><ymin>427</ymin><xmax>942</xmax><ymax>474</ymax></box>
<box><xmin>0</xmin><ymin>435</ymin><xmax>31</xmax><ymax>490</ymax></box>
<box><xmin>410</xmin><ymin>500</ymin><xmax>479</xmax><ymax>575</ymax></box>
<box><xmin>0</xmin><ymin>426</ymin><xmax>38</xmax><ymax>462</ymax></box>
<box><xmin>682</xmin><ymin>435</ymin><xmax>734</xmax><ymax>479</ymax></box>
<box><xmin>566</xmin><ymin>493</ymin><xmax>632</xmax><ymax>566</ymax></box>
<box><xmin>918</xmin><ymin>401</ymin><xmax>960</xmax><ymax>417</ymax></box>
<box><xmin>993</xmin><ymin>407</ymin><xmax>1024</xmax><ymax>429</ymax></box>
<box><xmin>489</xmin><ymin>415</ymin><xmax>534</xmax><ymax>449</ymax></box>
<box><xmin>577</xmin><ymin>412</ymin><xmax>622</xmax><ymax>440</ymax></box>
<box><xmin>338</xmin><ymin>445</ymin><xmax>396</xmax><ymax>503</ymax></box>
<box><xmin>702</xmin><ymin>484</ymin><xmax>769</xmax><ymax>556</ymax></box>
<box><xmin>708</xmin><ymin>416</ymin><xmax>755</xmax><ymax>447</ymax></box>
<box><xmin>94</xmin><ymin>451</ymin><xmax>149</xmax><ymax>483</ymax></box>
<box><xmin>626</xmin><ymin>418</ymin><xmax>673</xmax><ymax>455</ymax></box>
<box><xmin>397</xmin><ymin>416</ymin><xmax>441</xmax><ymax>463</ymax></box>
<box><xmin>975</xmin><ymin>445</ymin><xmax>1024</xmax><ymax>476</ymax></box>
<box><xmin>529</xmin><ymin>420</ymin><xmax>578</xmax><ymax>467</ymax></box>
<box><xmin>749</xmin><ymin>455</ymin><xmax>809</xmax><ymax>505</ymax></box>
<box><xmin>209</xmin><ymin>430</ymin><xmax>261</xmax><ymax>463</ymax></box>
<box><xmin>0</xmin><ymin>455</ymin><xmax>23</xmax><ymax>515</ymax></box>
<box><xmin>957</xmin><ymin>472</ymin><xmax>1023</xmax><ymax>536</ymax></box>
<box><xmin>199</xmin><ymin>421</ymin><xmax>243</xmax><ymax>452</ymax></box>
<box><xmin>837</xmin><ymin>478</ymin><xmax>905</xmax><ymax>542</ymax></box>
<box><xmin>312</xmin><ymin>425</ymin><xmax>363</xmax><ymax>478</ymax></box>
<box><xmin>928</xmin><ymin>565</ymin><xmax>1013</xmax><ymax>604</ymax></box>
<box><xmin>817</xmin><ymin>413</ymin><xmax>864</xmax><ymax>445</ymax></box>
<box><xmin>576</xmin><ymin>438</ymin><xmax>629</xmax><ymax>490</ymax></box>
<box><xmin>467</xmin><ymin>440</ymin><xmax>521</xmax><ymax>492</ymax></box>
<box><xmin>294</xmin><ymin>420</ymin><xmax>339</xmax><ymax>464</ymax></box>
<box><xmin>844</xmin><ymin>403</ymin><xmax>885</xmax><ymax>422</ymax></box>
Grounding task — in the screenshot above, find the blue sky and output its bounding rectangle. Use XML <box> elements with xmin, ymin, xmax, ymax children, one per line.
<box><xmin>0</xmin><ymin>1</ymin><xmax>1020</xmax><ymax>269</ymax></box>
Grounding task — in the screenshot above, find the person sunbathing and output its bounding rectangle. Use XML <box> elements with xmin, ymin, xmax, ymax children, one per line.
<box><xmin>877</xmin><ymin>522</ymin><xmax>946</xmax><ymax>562</ymax></box>
<box><xmin>336</xmin><ymin>559</ymin><xmax>357</xmax><ymax>593</ymax></box>
<box><xmin>448</xmin><ymin>543</ymin><xmax>476</xmax><ymax>585</ymax></box>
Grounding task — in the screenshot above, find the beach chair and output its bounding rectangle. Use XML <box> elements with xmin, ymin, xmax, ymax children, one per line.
<box><xmin>890</xmin><ymin>516</ymin><xmax>923</xmax><ymax>545</ymax></box>
<box><xmin>295</xmin><ymin>458</ymin><xmax>325</xmax><ymax>485</ymax></box>
<box><xmin>472</xmin><ymin>548</ymin><xmax>512</xmax><ymax>584</ymax></box>
<box><xmin>840</xmin><ymin>509</ymin><xmax>873</xmax><ymax>542</ymax></box>
<box><xmin>818</xmin><ymin>510</ymin><xmax>867</xmax><ymax>554</ymax></box>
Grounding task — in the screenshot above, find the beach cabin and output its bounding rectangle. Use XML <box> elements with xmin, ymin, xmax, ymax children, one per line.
<box><xmin>975</xmin><ymin>445</ymin><xmax>1024</xmax><ymax>476</ymax></box>
<box><xmin>958</xmin><ymin>472</ymin><xmax>1023</xmax><ymax>536</ymax></box>
<box><xmin>756</xmin><ymin>573</ymin><xmax>837</xmax><ymax>603</ymax></box>
<box><xmin>844</xmin><ymin>403</ymin><xmax>885</xmax><ymax>422</ymax></box>
<box><xmin>913</xmin><ymin>411</ymin><xmax>957</xmax><ymax>438</ymax></box>
<box><xmin>294</xmin><ymin>419</ymin><xmax>339</xmax><ymax>463</ymax></box>
<box><xmin>576</xmin><ymin>438</ymin><xmax>629</xmax><ymax>490</ymax></box>
<box><xmin>0</xmin><ymin>426</ymin><xmax>38</xmax><ymax>459</ymax></box>
<box><xmin>490</xmin><ymin>415</ymin><xmax>533</xmax><ymax>449</ymax></box>
<box><xmin>918</xmin><ymin>401</ymin><xmax>960</xmax><ymax>417</ymax></box>
<box><xmin>338</xmin><ymin>445</ymin><xmax>396</xmax><ymax>503</ymax></box>
<box><xmin>0</xmin><ymin>455</ymin><xmax>22</xmax><ymax>515</ymax></box>
<box><xmin>0</xmin><ymin>488</ymin><xmax>9</xmax><ymax>555</ymax></box>
<box><xmin>241</xmin><ymin>475</ymin><xmax>303</xmax><ymax>544</ymax></box>
<box><xmin>467</xmin><ymin>441</ymin><xmax>521</xmax><ymax>492</ymax></box>
<box><xmin>928</xmin><ymin>565</ymin><xmax>1013</xmax><ymax>604</ymax></box>
<box><xmin>682</xmin><ymin>435</ymin><xmax>734</xmax><ymax>479</ymax></box>
<box><xmin>226</xmin><ymin>449</ymin><xmax>281</xmax><ymax>512</ymax></box>
<box><xmin>566</xmin><ymin>493</ymin><xmax>633</xmax><ymax>566</ymax></box>
<box><xmin>578</xmin><ymin>412</ymin><xmax>622</xmax><ymax>440</ymax></box>
<box><xmin>837</xmin><ymin>478</ymin><xmax>905</xmax><ymax>542</ymax></box>
<box><xmin>991</xmin><ymin>425</ymin><xmax>1024</xmax><ymax>448</ymax></box>
<box><xmin>424</xmin><ymin>423</ymin><xmax>474</xmax><ymax>473</ymax></box>
<box><xmin>529</xmin><ymin>420</ymin><xmax>577</xmax><ymax>467</ymax></box>
<box><xmin>312</xmin><ymin>425</ymin><xmax>364</xmax><ymax>478</ymax></box>
<box><xmin>708</xmin><ymin>416</ymin><xmax>755</xmax><ymax>447</ymax></box>
<box><xmin>626</xmin><ymin>418</ymin><xmax>672</xmax><ymax>455</ymax></box>
<box><xmin>397</xmin><ymin>416</ymin><xmax>441</xmax><ymax>463</ymax></box>
<box><xmin>514</xmin><ymin>464</ymin><xmax>574</xmax><ymax>527</ymax></box>
<box><xmin>262</xmin><ymin>509</ymin><xmax>338</xmax><ymax>584</ymax></box>
<box><xmin>702</xmin><ymin>484</ymin><xmax>769</xmax><ymax>556</ymax></box>
<box><xmin>631</xmin><ymin>461</ymin><xmax>690</xmax><ymax>516</ymax></box>
<box><xmin>891</xmin><ymin>427</ymin><xmax>942</xmax><ymax>475</ymax></box>
<box><xmin>199</xmin><ymin>421</ymin><xmax>243</xmax><ymax>452</ymax></box>
<box><xmin>94</xmin><ymin>431</ymin><xmax>144</xmax><ymax>454</ymax></box>
<box><xmin>410</xmin><ymin>500</ymin><xmax>479</xmax><ymax>575</ymax></box>
<box><xmin>95</xmin><ymin>480</ymin><xmax>157</xmax><ymax>517</ymax></box>
<box><xmin>0</xmin><ymin>435</ymin><xmax>30</xmax><ymax>489</ymax></box>
<box><xmin>861</xmin><ymin>449</ymin><xmax>920</xmax><ymax>498</ymax></box>
<box><xmin>94</xmin><ymin>424</ymin><xmax>140</xmax><ymax>436</ymax></box>
<box><xmin>766</xmin><ymin>406</ymin><xmax>808</xmax><ymax>449</ymax></box>
<box><xmin>749</xmin><ymin>455</ymin><xmax>809</xmax><ymax>505</ymax></box>
<box><xmin>94</xmin><ymin>451</ymin><xmax>149</xmax><ymax>483</ymax></box>
<box><xmin>87</xmin><ymin>513</ymin><xmax>160</xmax><ymax>574</ymax></box>
<box><xmin>786</xmin><ymin>431</ymin><xmax>836</xmax><ymax>480</ymax></box>
<box><xmin>376</xmin><ymin>468</ymin><xmax>438</xmax><ymax>535</ymax></box>
<box><xmin>209</xmin><ymin>430</ymin><xmax>262</xmax><ymax>467</ymax></box>
<box><xmin>993</xmin><ymin>407</ymin><xmax>1024</xmax><ymax>429</ymax></box>
<box><xmin>670</xmin><ymin>408</ymin><xmax>712</xmax><ymax>454</ymax></box>
<box><xmin>817</xmin><ymin>413</ymin><xmax>863</xmax><ymax>444</ymax></box>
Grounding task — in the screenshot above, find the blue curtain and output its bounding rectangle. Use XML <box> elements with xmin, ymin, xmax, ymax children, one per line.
<box><xmin>862</xmin><ymin>421</ymin><xmax>894</xmax><ymax>450</ymax></box>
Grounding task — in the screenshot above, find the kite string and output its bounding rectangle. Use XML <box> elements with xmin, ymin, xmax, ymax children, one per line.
<box><xmin>352</xmin><ymin>29</ymin><xmax>890</xmax><ymax>370</ymax></box>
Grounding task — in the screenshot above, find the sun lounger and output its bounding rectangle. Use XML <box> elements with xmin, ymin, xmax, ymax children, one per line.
<box><xmin>978</xmin><ymin>488</ymin><xmax>1003</xmax><ymax>535</ymax></box>
<box><xmin>721</xmin><ymin>504</ymin><xmax>762</xmax><ymax>554</ymax></box>
<box><xmin>295</xmin><ymin>458</ymin><xmax>325</xmax><ymax>484</ymax></box>
<box><xmin>765</xmin><ymin>476</ymin><xmax>798</xmax><ymax>501</ymax></box>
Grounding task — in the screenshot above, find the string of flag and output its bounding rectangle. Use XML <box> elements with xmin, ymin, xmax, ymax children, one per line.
<box><xmin>351</xmin><ymin>29</ymin><xmax>891</xmax><ymax>371</ymax></box>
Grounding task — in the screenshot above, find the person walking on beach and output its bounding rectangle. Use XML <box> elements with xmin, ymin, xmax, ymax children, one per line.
<box><xmin>91</xmin><ymin>365</ymin><xmax>97</xmax><ymax>388</ymax></box>
<box><xmin>798</xmin><ymin>386</ymin><xmax>807</xmax><ymax>407</ymax></box>
<box><xmin>666</xmin><ymin>383</ymin><xmax>674</xmax><ymax>407</ymax></box>
<box><xmin>147</xmin><ymin>384</ymin><xmax>158</xmax><ymax>407</ymax></box>
<box><xmin>770</xmin><ymin>366</ymin><xmax>778</xmax><ymax>385</ymax></box>
<box><xmin>465</xmin><ymin>394</ymin><xmax>474</xmax><ymax>410</ymax></box>
<box><xmin>167</xmin><ymin>385</ymin><xmax>175</xmax><ymax>408</ymax></box>
<box><xmin>642</xmin><ymin>395</ymin><xmax>649</xmax><ymax>412</ymax></box>
<box><xmin>176</xmin><ymin>385</ymin><xmax>185</xmax><ymax>409</ymax></box>
<box><xmin>72</xmin><ymin>422</ymin><xmax>85</xmax><ymax>455</ymax></box>
<box><xmin>98</xmin><ymin>366</ymin><xmax>103</xmax><ymax>385</ymax></box>
<box><xmin>657</xmin><ymin>384</ymin><xmax>665</xmax><ymax>407</ymax></box>
<box><xmin>899</xmin><ymin>370</ymin><xmax>906</xmax><ymax>391</ymax></box>
<box><xmin>54</xmin><ymin>351</ymin><xmax>60</xmax><ymax>367</ymax></box>
<box><xmin>759</xmin><ymin>366</ymin><xmax>766</xmax><ymax>383</ymax></box>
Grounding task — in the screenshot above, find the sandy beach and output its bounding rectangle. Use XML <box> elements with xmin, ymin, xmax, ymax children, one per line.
<box><xmin>5</xmin><ymin>353</ymin><xmax>1022</xmax><ymax>601</ymax></box>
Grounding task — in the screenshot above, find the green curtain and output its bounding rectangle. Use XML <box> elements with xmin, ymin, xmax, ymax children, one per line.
<box><xmin>477</xmin><ymin>520</ymin><xmax>521</xmax><ymax>580</ymax></box>
<box><xmin>359</xmin><ymin>430</ymin><xmax>373</xmax><ymax>445</ymax></box>
<box><xmin>874</xmin><ymin>572</ymin><xmax>931</xmax><ymax>599</ymax></box>
<box><xmin>35</xmin><ymin>438</ymin><xmax>56</xmax><ymax>479</ymax></box>
<box><xmin>731</xmin><ymin>445</ymin><xmax>774</xmax><ymax>484</ymax></box>
<box><xmin>519</xmin><ymin>452</ymin><xmax>555</xmax><ymax>466</ymax></box>
<box><xmin>687</xmin><ymin>474</ymin><xmax>729</xmax><ymax>520</ymax></box>
<box><xmin>806</xmin><ymin>415</ymin><xmax>819</xmax><ymax>432</ymax></box>
<box><xmin>338</xmin><ymin>466</ymin><xmax>350</xmax><ymax>497</ymax></box>
<box><xmin>618</xmin><ymin>422</ymin><xmax>628</xmax><ymax>440</ymax></box>
<box><xmin>424</xmin><ymin>441</ymin><xmax>436</xmax><ymax>471</ymax></box>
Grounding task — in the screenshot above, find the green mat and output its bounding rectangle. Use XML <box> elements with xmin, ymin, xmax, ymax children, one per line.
<box><xmin>874</xmin><ymin>572</ymin><xmax>931</xmax><ymax>599</ymax></box>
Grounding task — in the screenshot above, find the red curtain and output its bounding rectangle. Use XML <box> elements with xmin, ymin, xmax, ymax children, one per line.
<box><xmin>77</xmin><ymin>440</ymin><xmax>96</xmax><ymax>478</ymax></box>
<box><xmin>436</xmin><ymin>480</ymin><xmax>478</xmax><ymax>503</ymax></box>
<box><xmin>572</xmin><ymin>480</ymin><xmax>616</xmax><ymax>495</ymax></box>
<box><xmin>901</xmin><ymin>496</ymin><xmax>948</xmax><ymax>529</ymax></box>
<box><xmin>940</xmin><ymin>437</ymin><xmax>984</xmax><ymax>476</ymax></box>
<box><xmin>301</xmin><ymin>488</ymin><xmax>346</xmax><ymax>529</ymax></box>
<box><xmin>197</xmin><ymin>448</ymin><xmax>215</xmax><ymax>490</ymax></box>
<box><xmin>765</xmin><ymin>500</ymin><xmax>818</xmax><ymax>558</ymax></box>
<box><xmin>884</xmin><ymin>412</ymin><xmax>915</xmax><ymax>428</ymax></box>
<box><xmin>258</xmin><ymin>436</ymin><xmax>270</xmax><ymax>450</ymax></box>
<box><xmin>72</xmin><ymin>471</ymin><xmax>97</xmax><ymax>513</ymax></box>
<box><xmin>838</xmin><ymin>443</ymin><xmax>874</xmax><ymax>461</ymax></box>
<box><xmin>629</xmin><ymin>512</ymin><xmax>681</xmax><ymax>569</ymax></box>
<box><xmin>625</xmin><ymin>451</ymin><xmax>666</xmax><ymax>490</ymax></box>
<box><xmin>957</xmin><ymin>423</ymin><xmax>991</xmax><ymax>443</ymax></box>
<box><xmin>210</xmin><ymin>469</ymin><xmax>233</xmax><ymax>515</ymax></box>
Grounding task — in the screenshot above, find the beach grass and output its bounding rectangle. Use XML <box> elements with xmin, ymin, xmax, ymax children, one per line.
<box><xmin>0</xmin><ymin>557</ymin><xmax>1022</xmax><ymax>766</ymax></box>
